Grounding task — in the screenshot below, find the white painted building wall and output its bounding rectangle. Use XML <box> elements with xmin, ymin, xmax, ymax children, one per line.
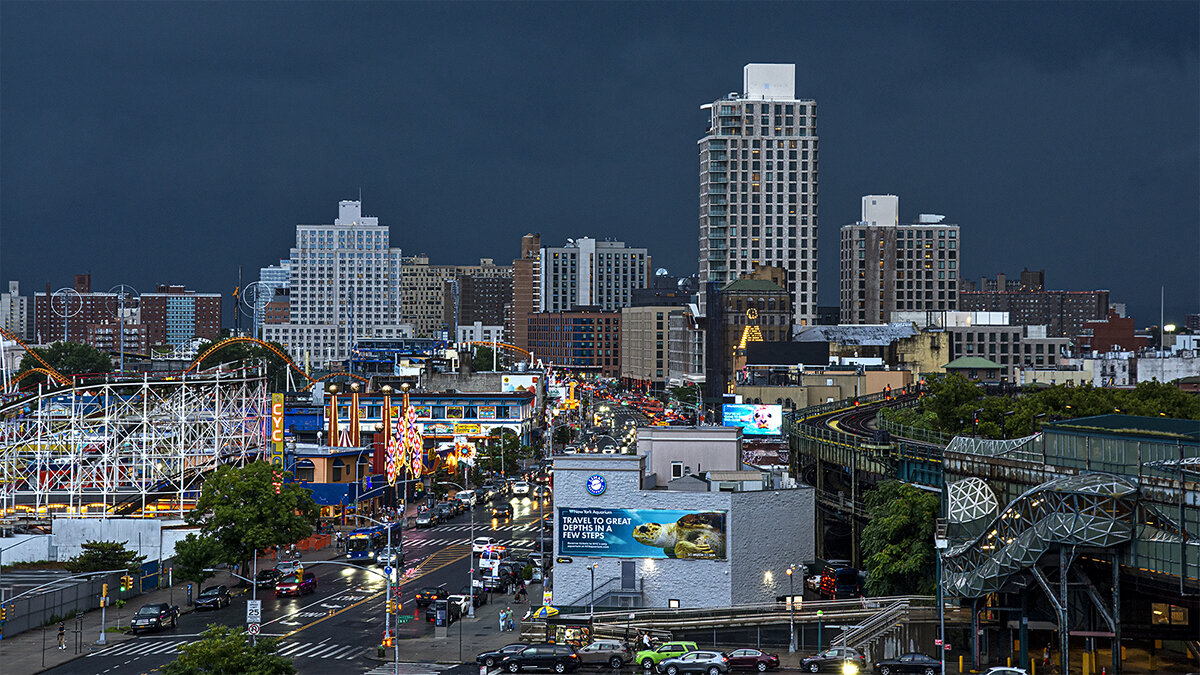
<box><xmin>52</xmin><ymin>518</ymin><xmax>197</xmax><ymax>563</ymax></box>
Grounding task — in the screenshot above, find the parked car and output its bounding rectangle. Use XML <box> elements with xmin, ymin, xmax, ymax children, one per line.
<box><xmin>636</xmin><ymin>642</ymin><xmax>699</xmax><ymax>670</ymax></box>
<box><xmin>478</xmin><ymin>643</ymin><xmax>530</xmax><ymax>668</ymax></box>
<box><xmin>194</xmin><ymin>584</ymin><xmax>231</xmax><ymax>610</ymax></box>
<box><xmin>873</xmin><ymin>653</ymin><xmax>941</xmax><ymax>675</ymax></box>
<box><xmin>802</xmin><ymin>647</ymin><xmax>868</xmax><ymax>673</ymax></box>
<box><xmin>577</xmin><ymin>639</ymin><xmax>633</xmax><ymax>669</ymax></box>
<box><xmin>513</xmin><ymin>481</ymin><xmax>531</xmax><ymax>496</ymax></box>
<box><xmin>473</xmin><ymin>537</ymin><xmax>500</xmax><ymax>554</ymax></box>
<box><xmin>254</xmin><ymin>568</ymin><xmax>283</xmax><ymax>589</ymax></box>
<box><xmin>980</xmin><ymin>669</ymin><xmax>1028</xmax><ymax>675</ymax></box>
<box><xmin>130</xmin><ymin>603</ymin><xmax>179</xmax><ymax>634</ymax></box>
<box><xmin>724</xmin><ymin>649</ymin><xmax>780</xmax><ymax>672</ymax></box>
<box><xmin>414</xmin><ymin>585</ymin><xmax>449</xmax><ymax>607</ymax></box>
<box><xmin>447</xmin><ymin>594</ymin><xmax>472</xmax><ymax>615</ymax></box>
<box><xmin>656</xmin><ymin>651</ymin><xmax>729</xmax><ymax>675</ymax></box>
<box><xmin>435</xmin><ymin>503</ymin><xmax>456</xmax><ymax>521</ymax></box>
<box><xmin>424</xmin><ymin>597</ymin><xmax>462</xmax><ymax>624</ymax></box>
<box><xmin>275</xmin><ymin>572</ymin><xmax>317</xmax><ymax>597</ymax></box>
<box><xmin>498</xmin><ymin>643</ymin><xmax>582</xmax><ymax>673</ymax></box>
<box><xmin>459</xmin><ymin>585</ymin><xmax>488</xmax><ymax>608</ymax></box>
<box><xmin>492</xmin><ymin>503</ymin><xmax>514</xmax><ymax>519</ymax></box>
<box><xmin>415</xmin><ymin>511</ymin><xmax>435</xmax><ymax>528</ymax></box>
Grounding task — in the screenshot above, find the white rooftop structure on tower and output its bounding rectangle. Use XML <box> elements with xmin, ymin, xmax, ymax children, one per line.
<box><xmin>743</xmin><ymin>63</ymin><xmax>796</xmax><ymax>100</ymax></box>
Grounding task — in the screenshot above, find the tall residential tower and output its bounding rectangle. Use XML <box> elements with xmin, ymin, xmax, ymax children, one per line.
<box><xmin>262</xmin><ymin>200</ymin><xmax>406</xmax><ymax>367</ymax></box>
<box><xmin>699</xmin><ymin>63</ymin><xmax>818</xmax><ymax>326</ymax></box>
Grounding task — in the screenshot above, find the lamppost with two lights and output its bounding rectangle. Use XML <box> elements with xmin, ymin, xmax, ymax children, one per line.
<box><xmin>786</xmin><ymin>565</ymin><xmax>796</xmax><ymax>653</ymax></box>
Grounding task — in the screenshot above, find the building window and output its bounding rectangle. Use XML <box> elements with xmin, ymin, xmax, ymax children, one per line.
<box><xmin>671</xmin><ymin>462</ymin><xmax>684</xmax><ymax>479</ymax></box>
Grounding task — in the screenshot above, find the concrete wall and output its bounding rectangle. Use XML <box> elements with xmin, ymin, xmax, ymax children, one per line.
<box><xmin>0</xmin><ymin>533</ymin><xmax>53</xmax><ymax>563</ymax></box>
<box><xmin>552</xmin><ymin>455</ymin><xmax>816</xmax><ymax>610</ymax></box>
<box><xmin>728</xmin><ymin>487</ymin><xmax>815</xmax><ymax>604</ymax></box>
<box><xmin>637</xmin><ymin>427</ymin><xmax>741</xmax><ymax>487</ymax></box>
<box><xmin>1137</xmin><ymin>353</ymin><xmax>1200</xmax><ymax>384</ymax></box>
<box><xmin>52</xmin><ymin>518</ymin><xmax>193</xmax><ymax>562</ymax></box>
<box><xmin>553</xmin><ymin>456</ymin><xmax>733</xmax><ymax>609</ymax></box>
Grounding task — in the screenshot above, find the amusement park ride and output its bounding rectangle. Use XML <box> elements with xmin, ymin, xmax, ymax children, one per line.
<box><xmin>0</xmin><ymin>333</ymin><xmax>540</xmax><ymax>521</ymax></box>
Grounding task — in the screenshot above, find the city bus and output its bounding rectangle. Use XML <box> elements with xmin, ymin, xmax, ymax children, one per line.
<box><xmin>346</xmin><ymin>522</ymin><xmax>404</xmax><ymax>565</ymax></box>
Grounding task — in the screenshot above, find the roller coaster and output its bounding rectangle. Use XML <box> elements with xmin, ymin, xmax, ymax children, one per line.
<box><xmin>0</xmin><ymin>365</ymin><xmax>269</xmax><ymax>518</ymax></box>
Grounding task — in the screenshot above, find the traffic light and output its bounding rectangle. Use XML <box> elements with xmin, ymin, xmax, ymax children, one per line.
<box><xmin>102</xmin><ymin>583</ymin><xmax>108</xmax><ymax>599</ymax></box>
<box><xmin>386</xmin><ymin>600</ymin><xmax>396</xmax><ymax>614</ymax></box>
<box><xmin>0</xmin><ymin>606</ymin><xmax>7</xmax><ymax>621</ymax></box>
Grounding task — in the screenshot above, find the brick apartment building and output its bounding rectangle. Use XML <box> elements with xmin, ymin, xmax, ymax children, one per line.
<box><xmin>960</xmin><ymin>270</ymin><xmax>1109</xmax><ymax>338</ymax></box>
<box><xmin>527</xmin><ymin>309</ymin><xmax>621</xmax><ymax>377</ymax></box>
<box><xmin>139</xmin><ymin>285</ymin><xmax>222</xmax><ymax>346</ymax></box>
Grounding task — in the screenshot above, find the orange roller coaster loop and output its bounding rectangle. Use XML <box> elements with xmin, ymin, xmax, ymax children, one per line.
<box><xmin>185</xmin><ymin>336</ymin><xmax>314</xmax><ymax>383</ymax></box>
<box><xmin>306</xmin><ymin>372</ymin><xmax>370</xmax><ymax>391</ymax></box>
<box><xmin>0</xmin><ymin>327</ymin><xmax>71</xmax><ymax>386</ymax></box>
<box><xmin>5</xmin><ymin>367</ymin><xmax>71</xmax><ymax>390</ymax></box>
<box><xmin>463</xmin><ymin>340</ymin><xmax>532</xmax><ymax>359</ymax></box>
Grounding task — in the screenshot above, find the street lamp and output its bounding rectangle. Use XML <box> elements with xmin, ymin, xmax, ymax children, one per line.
<box><xmin>439</xmin><ymin>481</ymin><xmax>476</xmax><ymax>617</ymax></box>
<box><xmin>589</xmin><ymin>563</ymin><xmax>598</xmax><ymax>617</ymax></box>
<box><xmin>786</xmin><ymin>565</ymin><xmax>796</xmax><ymax>653</ymax></box>
<box><xmin>347</xmin><ymin>513</ymin><xmax>399</xmax><ymax>664</ymax></box>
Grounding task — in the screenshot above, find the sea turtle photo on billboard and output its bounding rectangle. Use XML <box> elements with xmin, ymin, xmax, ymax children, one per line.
<box><xmin>632</xmin><ymin>512</ymin><xmax>725</xmax><ymax>559</ymax></box>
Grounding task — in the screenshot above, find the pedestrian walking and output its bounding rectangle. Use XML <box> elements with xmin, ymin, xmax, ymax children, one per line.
<box><xmin>498</xmin><ymin>608</ymin><xmax>506</xmax><ymax>631</ymax></box>
<box><xmin>505</xmin><ymin>605</ymin><xmax>514</xmax><ymax>631</ymax></box>
<box><xmin>57</xmin><ymin>623</ymin><xmax>66</xmax><ymax>650</ymax></box>
<box><xmin>1043</xmin><ymin>645</ymin><xmax>1051</xmax><ymax>668</ymax></box>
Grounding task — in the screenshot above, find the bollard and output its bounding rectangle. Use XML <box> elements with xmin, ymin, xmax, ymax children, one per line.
<box><xmin>1007</xmin><ymin>657</ymin><xmax>1011</xmax><ymax>667</ymax></box>
<box><xmin>1031</xmin><ymin>657</ymin><xmax>1036</xmax><ymax>675</ymax></box>
<box><xmin>1082</xmin><ymin>651</ymin><xmax>1089</xmax><ymax>675</ymax></box>
<box><xmin>959</xmin><ymin>655</ymin><xmax>964</xmax><ymax>673</ymax></box>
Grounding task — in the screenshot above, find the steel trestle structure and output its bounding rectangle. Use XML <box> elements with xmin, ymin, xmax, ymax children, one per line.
<box><xmin>0</xmin><ymin>370</ymin><xmax>269</xmax><ymax>518</ymax></box>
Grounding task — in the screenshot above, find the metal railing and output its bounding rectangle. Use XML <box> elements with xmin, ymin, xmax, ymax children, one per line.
<box><xmin>839</xmin><ymin>599</ymin><xmax>909</xmax><ymax>649</ymax></box>
<box><xmin>877</xmin><ymin>416</ymin><xmax>954</xmax><ymax>447</ymax></box>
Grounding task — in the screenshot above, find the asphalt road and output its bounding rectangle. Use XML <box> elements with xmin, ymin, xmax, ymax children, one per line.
<box><xmin>42</xmin><ymin>494</ymin><xmax>548</xmax><ymax>675</ymax></box>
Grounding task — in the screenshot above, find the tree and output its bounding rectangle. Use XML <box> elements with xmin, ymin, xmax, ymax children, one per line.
<box><xmin>472</xmin><ymin>346</ymin><xmax>495</xmax><ymax>372</ymax></box>
<box><xmin>161</xmin><ymin>624</ymin><xmax>295</xmax><ymax>675</ymax></box>
<box><xmin>186</xmin><ymin>463</ymin><xmax>318</xmax><ymax>568</ymax></box>
<box><xmin>171</xmin><ymin>533</ymin><xmax>222</xmax><ymax>586</ymax></box>
<box><xmin>195</xmin><ymin>339</ymin><xmax>293</xmax><ymax>391</ymax></box>
<box><xmin>65</xmin><ymin>540</ymin><xmax>145</xmax><ymax>574</ymax></box>
<box><xmin>860</xmin><ymin>481</ymin><xmax>939</xmax><ymax>596</ymax></box>
<box><xmin>671</xmin><ymin>384</ymin><xmax>700</xmax><ymax>406</ymax></box>
<box><xmin>19</xmin><ymin>341</ymin><xmax>111</xmax><ymax>377</ymax></box>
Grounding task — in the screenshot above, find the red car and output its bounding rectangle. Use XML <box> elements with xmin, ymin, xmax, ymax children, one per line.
<box><xmin>725</xmin><ymin>649</ymin><xmax>780</xmax><ymax>672</ymax></box>
<box><xmin>275</xmin><ymin>572</ymin><xmax>317</xmax><ymax>597</ymax></box>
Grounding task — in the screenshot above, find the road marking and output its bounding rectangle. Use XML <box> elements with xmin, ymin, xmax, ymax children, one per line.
<box><xmin>280</xmin><ymin>547</ymin><xmax>472</xmax><ymax>639</ymax></box>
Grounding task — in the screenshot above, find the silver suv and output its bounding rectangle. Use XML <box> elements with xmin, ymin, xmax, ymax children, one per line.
<box><xmin>657</xmin><ymin>651</ymin><xmax>729</xmax><ymax>675</ymax></box>
<box><xmin>577</xmin><ymin>639</ymin><xmax>633</xmax><ymax>669</ymax></box>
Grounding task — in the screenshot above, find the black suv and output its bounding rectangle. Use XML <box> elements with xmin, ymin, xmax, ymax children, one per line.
<box><xmin>478</xmin><ymin>644</ymin><xmax>530</xmax><ymax>668</ymax></box>
<box><xmin>414</xmin><ymin>585</ymin><xmax>449</xmax><ymax>607</ymax></box>
<box><xmin>254</xmin><ymin>568</ymin><xmax>283</xmax><ymax>589</ymax></box>
<box><xmin>499</xmin><ymin>643</ymin><xmax>582</xmax><ymax>673</ymax></box>
<box><xmin>194</xmin><ymin>584</ymin><xmax>231</xmax><ymax>610</ymax></box>
<box><xmin>130</xmin><ymin>603</ymin><xmax>179</xmax><ymax>634</ymax></box>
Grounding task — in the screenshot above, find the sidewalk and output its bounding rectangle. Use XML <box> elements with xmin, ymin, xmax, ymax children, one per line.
<box><xmin>2</xmin><ymin>544</ymin><xmax>344</xmax><ymax>675</ymax></box>
<box><xmin>376</xmin><ymin>588</ymin><xmax>538</xmax><ymax>666</ymax></box>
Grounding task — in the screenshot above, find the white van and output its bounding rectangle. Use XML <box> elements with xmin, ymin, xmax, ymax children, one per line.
<box><xmin>455</xmin><ymin>490</ymin><xmax>477</xmax><ymax>506</ymax></box>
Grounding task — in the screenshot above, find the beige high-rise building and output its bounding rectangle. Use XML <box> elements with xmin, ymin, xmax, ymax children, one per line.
<box><xmin>699</xmin><ymin>63</ymin><xmax>818</xmax><ymax>327</ymax></box>
<box><xmin>620</xmin><ymin>305</ymin><xmax>686</xmax><ymax>387</ymax></box>
<box><xmin>400</xmin><ymin>256</ymin><xmax>511</xmax><ymax>338</ymax></box>
<box><xmin>839</xmin><ymin>195</ymin><xmax>960</xmax><ymax>324</ymax></box>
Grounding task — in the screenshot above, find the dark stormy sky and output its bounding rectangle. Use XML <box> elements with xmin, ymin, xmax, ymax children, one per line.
<box><xmin>2</xmin><ymin>2</ymin><xmax>1197</xmax><ymax>327</ymax></box>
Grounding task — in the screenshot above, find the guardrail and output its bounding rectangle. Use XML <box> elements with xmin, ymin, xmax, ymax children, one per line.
<box><xmin>877</xmin><ymin>415</ymin><xmax>953</xmax><ymax>447</ymax></box>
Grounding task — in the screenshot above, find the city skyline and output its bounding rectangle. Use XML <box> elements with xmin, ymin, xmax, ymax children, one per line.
<box><xmin>1</xmin><ymin>3</ymin><xmax>1196</xmax><ymax>326</ymax></box>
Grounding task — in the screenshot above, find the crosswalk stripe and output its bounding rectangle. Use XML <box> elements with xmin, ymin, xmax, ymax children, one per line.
<box><xmin>332</xmin><ymin>645</ymin><xmax>361</xmax><ymax>659</ymax></box>
<box><xmin>291</xmin><ymin>642</ymin><xmax>334</xmax><ymax>658</ymax></box>
<box><xmin>275</xmin><ymin>642</ymin><xmax>306</xmax><ymax>656</ymax></box>
<box><xmin>308</xmin><ymin>643</ymin><xmax>347</xmax><ymax>659</ymax></box>
<box><xmin>150</xmin><ymin>642</ymin><xmax>181</xmax><ymax>654</ymax></box>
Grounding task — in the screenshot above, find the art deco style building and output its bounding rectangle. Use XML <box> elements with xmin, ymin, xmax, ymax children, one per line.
<box><xmin>262</xmin><ymin>200</ymin><xmax>407</xmax><ymax>367</ymax></box>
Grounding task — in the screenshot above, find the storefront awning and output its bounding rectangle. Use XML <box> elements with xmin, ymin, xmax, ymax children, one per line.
<box><xmin>304</xmin><ymin>482</ymin><xmax>352</xmax><ymax>506</ymax></box>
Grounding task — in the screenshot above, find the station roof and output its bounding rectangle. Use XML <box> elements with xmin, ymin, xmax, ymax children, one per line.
<box><xmin>1046</xmin><ymin>414</ymin><xmax>1200</xmax><ymax>442</ymax></box>
<box><xmin>943</xmin><ymin>356</ymin><xmax>1002</xmax><ymax>369</ymax></box>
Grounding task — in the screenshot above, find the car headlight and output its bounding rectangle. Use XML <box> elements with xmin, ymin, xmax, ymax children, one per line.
<box><xmin>841</xmin><ymin>662</ymin><xmax>858</xmax><ymax>675</ymax></box>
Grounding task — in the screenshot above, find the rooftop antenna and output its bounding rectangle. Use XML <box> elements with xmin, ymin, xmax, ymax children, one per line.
<box><xmin>358</xmin><ymin>187</ymin><xmax>362</xmax><ymax>203</ymax></box>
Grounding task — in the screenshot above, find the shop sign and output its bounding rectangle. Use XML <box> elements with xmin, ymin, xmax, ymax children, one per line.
<box><xmin>558</xmin><ymin>508</ymin><xmax>727</xmax><ymax>560</ymax></box>
<box><xmin>478</xmin><ymin>406</ymin><xmax>497</xmax><ymax>419</ymax></box>
<box><xmin>270</xmin><ymin>394</ymin><xmax>285</xmax><ymax>467</ymax></box>
<box><xmin>446</xmin><ymin>406</ymin><xmax>465</xmax><ymax>419</ymax></box>
<box><xmin>454</xmin><ymin>423</ymin><xmax>481</xmax><ymax>435</ymax></box>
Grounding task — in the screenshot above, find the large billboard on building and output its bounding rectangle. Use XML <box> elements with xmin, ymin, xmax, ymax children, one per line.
<box><xmin>722</xmin><ymin>404</ymin><xmax>783</xmax><ymax>436</ymax></box>
<box><xmin>558</xmin><ymin>507</ymin><xmax>727</xmax><ymax>560</ymax></box>
<box><xmin>501</xmin><ymin>374</ymin><xmax>539</xmax><ymax>393</ymax></box>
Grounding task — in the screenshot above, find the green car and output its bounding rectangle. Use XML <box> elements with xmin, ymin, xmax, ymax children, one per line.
<box><xmin>636</xmin><ymin>642</ymin><xmax>699</xmax><ymax>670</ymax></box>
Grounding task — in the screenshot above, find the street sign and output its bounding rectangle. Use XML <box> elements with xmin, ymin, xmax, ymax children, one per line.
<box><xmin>944</xmin><ymin>644</ymin><xmax>951</xmax><ymax>651</ymax></box>
<box><xmin>248</xmin><ymin>623</ymin><xmax>260</xmax><ymax>636</ymax></box>
<box><xmin>246</xmin><ymin>599</ymin><xmax>262</xmax><ymax>624</ymax></box>
<box><xmin>383</xmin><ymin>566</ymin><xmax>393</xmax><ymax>576</ymax></box>
<box><xmin>397</xmin><ymin>615</ymin><xmax>413</xmax><ymax>623</ymax></box>
<box><xmin>934</xmin><ymin>639</ymin><xmax>942</xmax><ymax>646</ymax></box>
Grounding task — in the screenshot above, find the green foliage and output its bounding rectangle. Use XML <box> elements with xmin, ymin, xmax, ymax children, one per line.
<box><xmin>171</xmin><ymin>533</ymin><xmax>222</xmax><ymax>585</ymax></box>
<box><xmin>19</xmin><ymin>341</ymin><xmax>111</xmax><ymax>377</ymax></box>
<box><xmin>886</xmin><ymin>374</ymin><xmax>1200</xmax><ymax>439</ymax></box>
<box><xmin>161</xmin><ymin>624</ymin><xmax>296</xmax><ymax>675</ymax></box>
<box><xmin>65</xmin><ymin>540</ymin><xmax>145</xmax><ymax>574</ymax></box>
<box><xmin>472</xmin><ymin>346</ymin><xmax>496</xmax><ymax>372</ymax></box>
<box><xmin>860</xmin><ymin>481</ymin><xmax>939</xmax><ymax>596</ymax></box>
<box><xmin>670</xmin><ymin>384</ymin><xmax>700</xmax><ymax>406</ymax></box>
<box><xmin>485</xmin><ymin>428</ymin><xmax>539</xmax><ymax>477</ymax></box>
<box><xmin>195</xmin><ymin>339</ymin><xmax>293</xmax><ymax>391</ymax></box>
<box><xmin>552</xmin><ymin>425</ymin><xmax>577</xmax><ymax>445</ymax></box>
<box><xmin>186</xmin><ymin>463</ymin><xmax>318</xmax><ymax>568</ymax></box>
